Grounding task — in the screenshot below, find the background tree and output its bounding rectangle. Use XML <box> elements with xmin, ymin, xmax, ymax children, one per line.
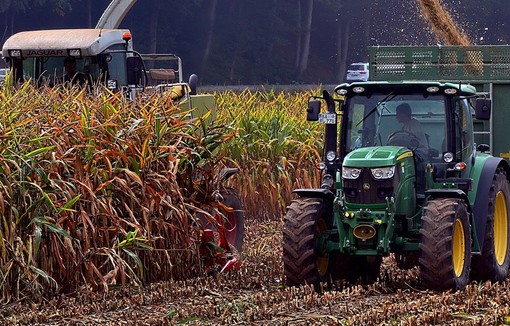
<box><xmin>2</xmin><ymin>0</ymin><xmax>510</xmax><ymax>84</ymax></box>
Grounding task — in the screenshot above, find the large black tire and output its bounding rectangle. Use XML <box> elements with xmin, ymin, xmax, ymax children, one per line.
<box><xmin>471</xmin><ymin>168</ymin><xmax>510</xmax><ymax>282</ymax></box>
<box><xmin>283</xmin><ymin>198</ymin><xmax>331</xmax><ymax>287</ymax></box>
<box><xmin>419</xmin><ymin>198</ymin><xmax>471</xmax><ymax>291</ymax></box>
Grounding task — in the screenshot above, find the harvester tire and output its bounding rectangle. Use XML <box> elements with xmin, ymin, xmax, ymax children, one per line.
<box><xmin>471</xmin><ymin>168</ymin><xmax>510</xmax><ymax>282</ymax></box>
<box><xmin>283</xmin><ymin>197</ymin><xmax>331</xmax><ymax>287</ymax></box>
<box><xmin>419</xmin><ymin>198</ymin><xmax>470</xmax><ymax>291</ymax></box>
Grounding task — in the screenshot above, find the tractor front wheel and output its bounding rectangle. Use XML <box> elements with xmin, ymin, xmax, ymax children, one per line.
<box><xmin>471</xmin><ymin>168</ymin><xmax>510</xmax><ymax>282</ymax></box>
<box><xmin>283</xmin><ymin>197</ymin><xmax>331</xmax><ymax>287</ymax></box>
<box><xmin>419</xmin><ymin>198</ymin><xmax>471</xmax><ymax>291</ymax></box>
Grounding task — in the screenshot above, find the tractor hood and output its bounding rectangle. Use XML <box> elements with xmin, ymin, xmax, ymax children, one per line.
<box><xmin>343</xmin><ymin>146</ymin><xmax>412</xmax><ymax>167</ymax></box>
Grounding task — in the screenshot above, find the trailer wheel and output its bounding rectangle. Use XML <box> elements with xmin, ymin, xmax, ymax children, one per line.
<box><xmin>471</xmin><ymin>168</ymin><xmax>510</xmax><ymax>282</ymax></box>
<box><xmin>283</xmin><ymin>198</ymin><xmax>331</xmax><ymax>287</ymax></box>
<box><xmin>419</xmin><ymin>198</ymin><xmax>470</xmax><ymax>290</ymax></box>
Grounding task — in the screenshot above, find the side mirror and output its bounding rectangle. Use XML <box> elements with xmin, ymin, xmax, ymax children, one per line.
<box><xmin>189</xmin><ymin>74</ymin><xmax>198</xmax><ymax>95</ymax></box>
<box><xmin>126</xmin><ymin>56</ymin><xmax>144</xmax><ymax>86</ymax></box>
<box><xmin>475</xmin><ymin>98</ymin><xmax>491</xmax><ymax>120</ymax></box>
<box><xmin>307</xmin><ymin>100</ymin><xmax>321</xmax><ymax>121</ymax></box>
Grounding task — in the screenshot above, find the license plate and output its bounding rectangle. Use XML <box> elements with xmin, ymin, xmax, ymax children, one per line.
<box><xmin>319</xmin><ymin>113</ymin><xmax>336</xmax><ymax>124</ymax></box>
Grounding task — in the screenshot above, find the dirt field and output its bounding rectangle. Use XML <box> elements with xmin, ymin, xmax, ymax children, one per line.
<box><xmin>2</xmin><ymin>217</ymin><xmax>510</xmax><ymax>325</ymax></box>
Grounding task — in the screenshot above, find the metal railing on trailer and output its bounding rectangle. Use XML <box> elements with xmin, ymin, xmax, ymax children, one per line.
<box><xmin>368</xmin><ymin>45</ymin><xmax>510</xmax><ymax>83</ymax></box>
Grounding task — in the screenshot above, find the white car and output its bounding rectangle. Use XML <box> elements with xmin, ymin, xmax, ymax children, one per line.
<box><xmin>346</xmin><ymin>62</ymin><xmax>369</xmax><ymax>82</ymax></box>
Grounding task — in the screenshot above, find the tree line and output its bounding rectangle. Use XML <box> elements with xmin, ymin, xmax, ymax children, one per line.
<box><xmin>1</xmin><ymin>0</ymin><xmax>509</xmax><ymax>85</ymax></box>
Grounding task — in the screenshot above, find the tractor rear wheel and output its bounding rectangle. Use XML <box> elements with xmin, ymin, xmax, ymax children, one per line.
<box><xmin>283</xmin><ymin>197</ymin><xmax>331</xmax><ymax>287</ymax></box>
<box><xmin>471</xmin><ymin>168</ymin><xmax>510</xmax><ymax>282</ymax></box>
<box><xmin>419</xmin><ymin>198</ymin><xmax>471</xmax><ymax>291</ymax></box>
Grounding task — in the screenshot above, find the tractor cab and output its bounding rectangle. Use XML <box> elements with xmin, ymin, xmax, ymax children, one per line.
<box><xmin>335</xmin><ymin>82</ymin><xmax>478</xmax><ymax>198</ymax></box>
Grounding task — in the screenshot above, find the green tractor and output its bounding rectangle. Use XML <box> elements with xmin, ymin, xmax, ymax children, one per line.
<box><xmin>283</xmin><ymin>45</ymin><xmax>510</xmax><ymax>291</ymax></box>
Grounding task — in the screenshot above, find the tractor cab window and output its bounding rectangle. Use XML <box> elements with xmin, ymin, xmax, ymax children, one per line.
<box><xmin>345</xmin><ymin>93</ymin><xmax>446</xmax><ymax>161</ymax></box>
<box><xmin>453</xmin><ymin>99</ymin><xmax>474</xmax><ymax>162</ymax></box>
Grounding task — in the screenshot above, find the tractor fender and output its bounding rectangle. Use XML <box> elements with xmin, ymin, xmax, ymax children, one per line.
<box><xmin>471</xmin><ymin>156</ymin><xmax>510</xmax><ymax>250</ymax></box>
<box><xmin>425</xmin><ymin>189</ymin><xmax>471</xmax><ymax>211</ymax></box>
<box><xmin>293</xmin><ymin>188</ymin><xmax>335</xmax><ymax>201</ymax></box>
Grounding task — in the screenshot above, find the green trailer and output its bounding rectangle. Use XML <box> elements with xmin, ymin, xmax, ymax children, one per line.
<box><xmin>283</xmin><ymin>45</ymin><xmax>510</xmax><ymax>290</ymax></box>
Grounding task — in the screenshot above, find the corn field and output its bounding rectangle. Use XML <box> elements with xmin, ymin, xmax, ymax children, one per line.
<box><xmin>0</xmin><ymin>83</ymin><xmax>322</xmax><ymax>304</ymax></box>
<box><xmin>216</xmin><ymin>89</ymin><xmax>322</xmax><ymax>219</ymax></box>
<box><xmin>2</xmin><ymin>84</ymin><xmax>510</xmax><ymax>325</ymax></box>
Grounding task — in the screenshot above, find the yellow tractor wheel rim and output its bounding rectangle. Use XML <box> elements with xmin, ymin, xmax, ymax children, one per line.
<box><xmin>494</xmin><ymin>191</ymin><xmax>508</xmax><ymax>266</ymax></box>
<box><xmin>453</xmin><ymin>219</ymin><xmax>465</xmax><ymax>277</ymax></box>
<box><xmin>316</xmin><ymin>219</ymin><xmax>329</xmax><ymax>276</ymax></box>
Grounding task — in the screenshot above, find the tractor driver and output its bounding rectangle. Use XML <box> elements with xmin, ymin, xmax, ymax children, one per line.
<box><xmin>63</xmin><ymin>57</ymin><xmax>88</xmax><ymax>86</ymax></box>
<box><xmin>393</xmin><ymin>102</ymin><xmax>429</xmax><ymax>192</ymax></box>
<box><xmin>394</xmin><ymin>103</ymin><xmax>428</xmax><ymax>158</ymax></box>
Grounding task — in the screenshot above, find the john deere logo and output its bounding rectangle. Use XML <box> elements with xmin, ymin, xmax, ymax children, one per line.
<box><xmin>363</xmin><ymin>183</ymin><xmax>370</xmax><ymax>190</ymax></box>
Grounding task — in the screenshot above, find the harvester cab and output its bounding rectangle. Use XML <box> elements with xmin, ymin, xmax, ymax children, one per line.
<box><xmin>2</xmin><ymin>29</ymin><xmax>137</xmax><ymax>91</ymax></box>
<box><xmin>284</xmin><ymin>45</ymin><xmax>510</xmax><ymax>291</ymax></box>
<box><xmin>1</xmin><ymin>29</ymin><xmax>215</xmax><ymax>119</ymax></box>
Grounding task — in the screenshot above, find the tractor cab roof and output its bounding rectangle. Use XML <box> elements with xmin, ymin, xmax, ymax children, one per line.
<box><xmin>2</xmin><ymin>29</ymin><xmax>131</xmax><ymax>58</ymax></box>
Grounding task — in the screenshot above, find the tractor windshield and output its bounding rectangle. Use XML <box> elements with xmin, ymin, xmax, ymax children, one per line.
<box><xmin>344</xmin><ymin>93</ymin><xmax>446</xmax><ymax>160</ymax></box>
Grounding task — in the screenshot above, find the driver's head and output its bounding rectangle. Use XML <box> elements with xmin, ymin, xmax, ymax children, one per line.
<box><xmin>64</xmin><ymin>57</ymin><xmax>77</xmax><ymax>74</ymax></box>
<box><xmin>396</xmin><ymin>103</ymin><xmax>412</xmax><ymax>123</ymax></box>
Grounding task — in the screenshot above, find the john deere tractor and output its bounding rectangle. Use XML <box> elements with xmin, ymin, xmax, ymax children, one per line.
<box><xmin>283</xmin><ymin>45</ymin><xmax>510</xmax><ymax>290</ymax></box>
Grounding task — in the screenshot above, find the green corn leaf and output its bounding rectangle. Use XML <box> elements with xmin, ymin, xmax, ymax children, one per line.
<box><xmin>34</xmin><ymin>224</ymin><xmax>42</xmax><ymax>255</ymax></box>
<box><xmin>57</xmin><ymin>194</ymin><xmax>82</xmax><ymax>214</ymax></box>
<box><xmin>122</xmin><ymin>248</ymin><xmax>144</xmax><ymax>278</ymax></box>
<box><xmin>29</xmin><ymin>265</ymin><xmax>58</xmax><ymax>288</ymax></box>
<box><xmin>29</xmin><ymin>217</ymin><xmax>72</xmax><ymax>240</ymax></box>
<box><xmin>24</xmin><ymin>145</ymin><xmax>56</xmax><ymax>158</ymax></box>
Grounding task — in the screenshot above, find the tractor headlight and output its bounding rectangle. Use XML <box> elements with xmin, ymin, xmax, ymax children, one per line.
<box><xmin>342</xmin><ymin>167</ymin><xmax>361</xmax><ymax>179</ymax></box>
<box><xmin>326</xmin><ymin>150</ymin><xmax>336</xmax><ymax>162</ymax></box>
<box><xmin>370</xmin><ymin>166</ymin><xmax>395</xmax><ymax>179</ymax></box>
<box><xmin>443</xmin><ymin>152</ymin><xmax>454</xmax><ymax>163</ymax></box>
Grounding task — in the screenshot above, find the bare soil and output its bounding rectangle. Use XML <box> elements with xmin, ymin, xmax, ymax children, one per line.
<box><xmin>2</xmin><ymin>218</ymin><xmax>510</xmax><ymax>325</ymax></box>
